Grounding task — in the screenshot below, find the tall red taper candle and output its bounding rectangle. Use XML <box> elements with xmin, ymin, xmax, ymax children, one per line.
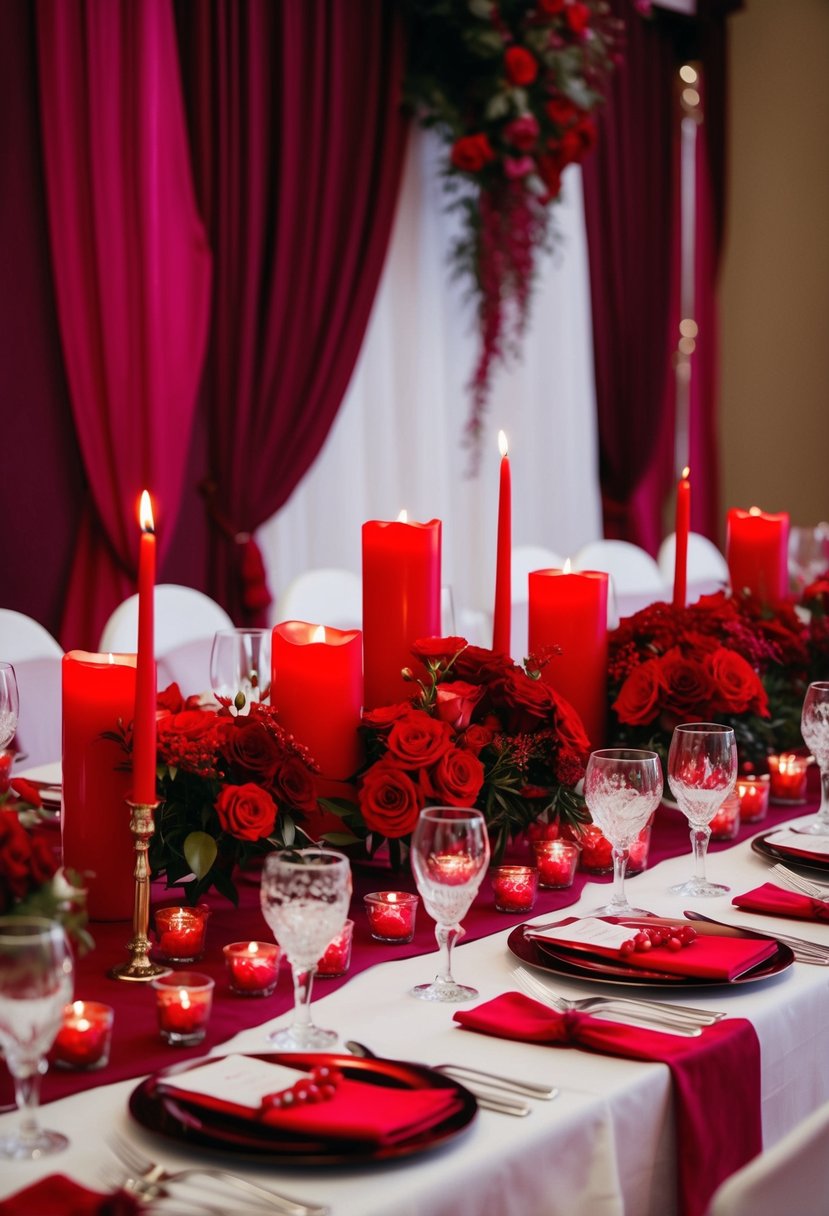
<box><xmin>673</xmin><ymin>466</ymin><xmax>691</xmax><ymax>607</ymax></box>
<box><xmin>133</xmin><ymin>491</ymin><xmax>157</xmax><ymax>804</ymax></box>
<box><xmin>492</xmin><ymin>430</ymin><xmax>512</xmax><ymax>655</ymax></box>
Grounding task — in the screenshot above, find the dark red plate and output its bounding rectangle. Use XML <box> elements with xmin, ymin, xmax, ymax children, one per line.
<box><xmin>128</xmin><ymin>1051</ymin><xmax>477</xmax><ymax>1166</ymax></box>
<box><xmin>752</xmin><ymin>831</ymin><xmax>829</xmax><ymax>875</ymax></box>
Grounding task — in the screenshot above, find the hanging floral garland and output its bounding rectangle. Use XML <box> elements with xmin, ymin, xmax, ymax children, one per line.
<box><xmin>404</xmin><ymin>0</ymin><xmax>624</xmax><ymax>464</ymax></box>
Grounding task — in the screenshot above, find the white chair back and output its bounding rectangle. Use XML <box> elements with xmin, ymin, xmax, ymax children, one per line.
<box><xmin>658</xmin><ymin>531</ymin><xmax>729</xmax><ymax>602</ymax></box>
<box><xmin>0</xmin><ymin>609</ymin><xmax>63</xmax><ymax>661</ymax></box>
<box><xmin>273</xmin><ymin>568</ymin><xmax>362</xmax><ymax>631</ymax></box>
<box><xmin>571</xmin><ymin>539</ymin><xmax>669</xmax><ymax>624</ymax></box>
<box><xmin>11</xmin><ymin>656</ymin><xmax>62</xmax><ymax>767</ymax></box>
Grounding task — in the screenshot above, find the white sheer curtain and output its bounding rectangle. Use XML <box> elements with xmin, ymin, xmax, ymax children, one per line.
<box><xmin>259</xmin><ymin>130</ymin><xmax>602</xmax><ymax>638</ymax></box>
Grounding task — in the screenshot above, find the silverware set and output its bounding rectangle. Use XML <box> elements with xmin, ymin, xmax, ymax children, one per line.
<box><xmin>772</xmin><ymin>862</ymin><xmax>829</xmax><ymax>902</ymax></box>
<box><xmin>684</xmin><ymin>906</ymin><xmax>829</xmax><ymax>965</ymax></box>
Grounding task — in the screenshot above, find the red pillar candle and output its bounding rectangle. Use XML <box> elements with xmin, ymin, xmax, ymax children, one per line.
<box><xmin>736</xmin><ymin>774</ymin><xmax>770</xmax><ymax>824</ymax></box>
<box><xmin>767</xmin><ymin>753</ymin><xmax>809</xmax><ymax>803</ymax></box>
<box><xmin>271</xmin><ymin>622</ymin><xmax>363</xmax><ymax>780</ymax></box>
<box><xmin>133</xmin><ymin>491</ymin><xmax>157</xmax><ymax>805</ymax></box>
<box><xmin>527</xmin><ymin>567</ymin><xmax>608</xmax><ymax>749</ymax></box>
<box><xmin>53</xmin><ymin>1001</ymin><xmax>114</xmax><ymax>1070</ymax></box>
<box><xmin>362</xmin><ymin>514</ymin><xmax>441</xmax><ymax>709</ymax></box>
<box><xmin>154</xmin><ymin>904</ymin><xmax>210</xmax><ymax>963</ymax></box>
<box><xmin>223</xmin><ymin>941</ymin><xmax>281</xmax><ymax>996</ymax></box>
<box><xmin>62</xmin><ymin>651</ymin><xmax>138</xmax><ymax>921</ymax></box>
<box><xmin>152</xmin><ymin>972</ymin><xmax>215</xmax><ymax>1045</ymax></box>
<box><xmin>532</xmin><ymin>840</ymin><xmax>580</xmax><ymax>889</ymax></box>
<box><xmin>490</xmin><ymin>865</ymin><xmax>538</xmax><ymax>912</ymax></box>
<box><xmin>363</xmin><ymin>891</ymin><xmax>419</xmax><ymax>942</ymax></box>
<box><xmin>492</xmin><ymin>431</ymin><xmax>512</xmax><ymax>656</ymax></box>
<box><xmin>673</xmin><ymin>467</ymin><xmax>691</xmax><ymax>608</ymax></box>
<box><xmin>316</xmin><ymin>919</ymin><xmax>355</xmax><ymax>978</ymax></box>
<box><xmin>726</xmin><ymin>507</ymin><xmax>790</xmax><ymax>604</ymax></box>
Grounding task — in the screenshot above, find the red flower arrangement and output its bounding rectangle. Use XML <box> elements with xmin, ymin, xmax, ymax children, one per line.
<box><xmin>321</xmin><ymin>637</ymin><xmax>590</xmax><ymax>864</ymax></box>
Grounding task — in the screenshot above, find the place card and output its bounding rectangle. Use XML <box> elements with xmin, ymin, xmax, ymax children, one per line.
<box><xmin>766</xmin><ymin>830</ymin><xmax>829</xmax><ymax>857</ymax></box>
<box><xmin>530</xmin><ymin>917</ymin><xmax>633</xmax><ymax>951</ymax></box>
<box><xmin>159</xmin><ymin>1054</ymin><xmax>307</xmax><ymax>1110</ymax></box>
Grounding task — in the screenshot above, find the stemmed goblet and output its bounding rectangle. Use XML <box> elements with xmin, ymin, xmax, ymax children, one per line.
<box><xmin>260</xmin><ymin>849</ymin><xmax>351</xmax><ymax>1050</ymax></box>
<box><xmin>410</xmin><ymin>806</ymin><xmax>490</xmax><ymax>1002</ymax></box>
<box><xmin>210</xmin><ymin>628</ymin><xmax>271</xmax><ymax>712</ymax></box>
<box><xmin>0</xmin><ymin>662</ymin><xmax>20</xmax><ymax>751</ymax></box>
<box><xmin>799</xmin><ymin>681</ymin><xmax>829</xmax><ymax>834</ymax></box>
<box><xmin>667</xmin><ymin>723</ymin><xmax>737</xmax><ymax>897</ymax></box>
<box><xmin>584</xmin><ymin>748</ymin><xmax>662</xmax><ymax>916</ymax></box>
<box><xmin>0</xmin><ymin>916</ymin><xmax>74</xmax><ymax>1159</ymax></box>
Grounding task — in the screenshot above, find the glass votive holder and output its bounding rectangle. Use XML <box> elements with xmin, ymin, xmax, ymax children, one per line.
<box><xmin>223</xmin><ymin>941</ymin><xmax>281</xmax><ymax>996</ymax></box>
<box><xmin>767</xmin><ymin>753</ymin><xmax>809</xmax><ymax>804</ymax></box>
<box><xmin>737</xmin><ymin>773</ymin><xmax>771</xmax><ymax>824</ymax></box>
<box><xmin>532</xmin><ymin>839</ymin><xmax>581</xmax><ymax>889</ymax></box>
<box><xmin>316</xmin><ymin>919</ymin><xmax>355</xmax><ymax>978</ymax></box>
<box><xmin>53</xmin><ymin>1000</ymin><xmax>114</xmax><ymax>1070</ymax></box>
<box><xmin>152</xmin><ymin>972</ymin><xmax>215</xmax><ymax>1046</ymax></box>
<box><xmin>490</xmin><ymin>865</ymin><xmax>539</xmax><ymax>913</ymax></box>
<box><xmin>709</xmin><ymin>793</ymin><xmax>741</xmax><ymax>841</ymax></box>
<box><xmin>626</xmin><ymin>816</ymin><xmax>654</xmax><ymax>875</ymax></box>
<box><xmin>364</xmin><ymin>891</ymin><xmax>419</xmax><ymax>943</ymax></box>
<box><xmin>154</xmin><ymin>904</ymin><xmax>210</xmax><ymax>963</ymax></box>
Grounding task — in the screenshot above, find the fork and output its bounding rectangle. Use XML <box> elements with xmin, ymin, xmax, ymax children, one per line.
<box><xmin>772</xmin><ymin>863</ymin><xmax>829</xmax><ymax>902</ymax></box>
<box><xmin>108</xmin><ymin>1135</ymin><xmax>329</xmax><ymax>1215</ymax></box>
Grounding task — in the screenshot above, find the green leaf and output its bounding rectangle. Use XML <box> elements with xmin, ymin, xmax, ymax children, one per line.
<box><xmin>183</xmin><ymin>831</ymin><xmax>218</xmax><ymax>880</ymax></box>
<box><xmin>321</xmin><ymin>831</ymin><xmax>361</xmax><ymax>846</ymax></box>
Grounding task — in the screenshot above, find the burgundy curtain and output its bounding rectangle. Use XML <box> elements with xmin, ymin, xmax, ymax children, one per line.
<box><xmin>37</xmin><ymin>0</ymin><xmax>212</xmax><ymax>650</ymax></box>
<box><xmin>173</xmin><ymin>0</ymin><xmax>409</xmax><ymax>623</ymax></box>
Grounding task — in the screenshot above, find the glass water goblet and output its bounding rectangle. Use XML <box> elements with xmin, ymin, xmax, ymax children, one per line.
<box><xmin>260</xmin><ymin>849</ymin><xmax>351</xmax><ymax>1050</ymax></box>
<box><xmin>584</xmin><ymin>748</ymin><xmax>662</xmax><ymax>916</ymax></box>
<box><xmin>0</xmin><ymin>916</ymin><xmax>74</xmax><ymax>1159</ymax></box>
<box><xmin>210</xmin><ymin>628</ymin><xmax>272</xmax><ymax>712</ymax></box>
<box><xmin>667</xmin><ymin>723</ymin><xmax>737</xmax><ymax>897</ymax></box>
<box><xmin>0</xmin><ymin>662</ymin><xmax>20</xmax><ymax>751</ymax></box>
<box><xmin>410</xmin><ymin>806</ymin><xmax>490</xmax><ymax>1002</ymax></box>
<box><xmin>799</xmin><ymin>682</ymin><xmax>829</xmax><ymax>834</ymax></box>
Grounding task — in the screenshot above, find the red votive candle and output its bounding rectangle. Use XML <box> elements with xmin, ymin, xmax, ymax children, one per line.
<box><xmin>153</xmin><ymin>972</ymin><xmax>215</xmax><ymax>1045</ymax></box>
<box><xmin>767</xmin><ymin>754</ymin><xmax>809</xmax><ymax>804</ymax></box>
<box><xmin>709</xmin><ymin>793</ymin><xmax>741</xmax><ymax>841</ymax></box>
<box><xmin>491</xmin><ymin>865</ymin><xmax>539</xmax><ymax>913</ymax></box>
<box><xmin>363</xmin><ymin>891</ymin><xmax>419</xmax><ymax>943</ymax></box>
<box><xmin>532</xmin><ymin>840</ymin><xmax>580</xmax><ymax>888</ymax></box>
<box><xmin>53</xmin><ymin>1001</ymin><xmax>114</xmax><ymax>1070</ymax></box>
<box><xmin>626</xmin><ymin>817</ymin><xmax>654</xmax><ymax>875</ymax></box>
<box><xmin>737</xmin><ymin>774</ymin><xmax>770</xmax><ymax>823</ymax></box>
<box><xmin>223</xmin><ymin>941</ymin><xmax>281</xmax><ymax>997</ymax></box>
<box><xmin>154</xmin><ymin>905</ymin><xmax>210</xmax><ymax>963</ymax></box>
<box><xmin>316</xmin><ymin>919</ymin><xmax>355</xmax><ymax>978</ymax></box>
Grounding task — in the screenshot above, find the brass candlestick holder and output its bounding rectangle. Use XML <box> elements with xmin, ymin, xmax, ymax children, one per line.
<box><xmin>110</xmin><ymin>799</ymin><xmax>169</xmax><ymax>982</ymax></box>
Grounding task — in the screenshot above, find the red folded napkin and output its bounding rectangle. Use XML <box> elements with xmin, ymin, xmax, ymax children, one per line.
<box><xmin>0</xmin><ymin>1174</ymin><xmax>140</xmax><ymax>1216</ymax></box>
<box><xmin>733</xmin><ymin>882</ymin><xmax>829</xmax><ymax>923</ymax></box>
<box><xmin>454</xmin><ymin>992</ymin><xmax>761</xmax><ymax>1216</ymax></box>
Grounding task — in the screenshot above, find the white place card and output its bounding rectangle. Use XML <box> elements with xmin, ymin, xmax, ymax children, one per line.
<box><xmin>530</xmin><ymin>918</ymin><xmax>632</xmax><ymax>950</ymax></box>
<box><xmin>158</xmin><ymin>1054</ymin><xmax>306</xmax><ymax>1109</ymax></box>
<box><xmin>767</xmin><ymin>830</ymin><xmax>829</xmax><ymax>857</ymax></box>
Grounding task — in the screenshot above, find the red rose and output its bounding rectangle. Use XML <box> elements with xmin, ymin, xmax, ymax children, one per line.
<box><xmin>565</xmin><ymin>2</ymin><xmax>591</xmax><ymax>35</ymax></box>
<box><xmin>359</xmin><ymin>761</ymin><xmax>423</xmax><ymax>838</ymax></box>
<box><xmin>272</xmin><ymin>755</ymin><xmax>318</xmax><ymax>813</ymax></box>
<box><xmin>0</xmin><ymin>811</ymin><xmax>50</xmax><ymax>900</ymax></box>
<box><xmin>422</xmin><ymin>748</ymin><xmax>485</xmax><ymax>807</ymax></box>
<box><xmin>157</xmin><ymin>683</ymin><xmax>185</xmax><ymax>714</ymax></box>
<box><xmin>497</xmin><ymin>669</ymin><xmax>556</xmax><ymax>733</ymax></box>
<box><xmin>361</xmin><ymin>702</ymin><xmax>412</xmax><ymax>732</ymax></box>
<box><xmin>550</xmin><ymin>691</ymin><xmax>591</xmax><ymax>758</ymax></box>
<box><xmin>660</xmin><ymin>649</ymin><xmax>713</xmax><ymax>716</ymax></box>
<box><xmin>410</xmin><ymin>637</ymin><xmax>468</xmax><ymax>664</ymax></box>
<box><xmin>28</xmin><ymin>834</ymin><xmax>58</xmax><ymax>887</ymax></box>
<box><xmin>504</xmin><ymin>46</ymin><xmax>538</xmax><ymax>86</ymax></box>
<box><xmin>453</xmin><ymin>646</ymin><xmax>514</xmax><ymax>683</ymax></box>
<box><xmin>538</xmin><ymin>0</ymin><xmax>566</xmax><ymax>13</ymax></box>
<box><xmin>450</xmin><ymin>134</ymin><xmax>496</xmax><ymax>174</ymax></box>
<box><xmin>158</xmin><ymin>710</ymin><xmax>217</xmax><ymax>744</ymax></box>
<box><xmin>458</xmin><ymin>723</ymin><xmax>496</xmax><ymax>754</ymax></box>
<box><xmin>385</xmin><ymin>712</ymin><xmax>452</xmax><ymax>769</ymax></box>
<box><xmin>544</xmin><ymin>95</ymin><xmax>579</xmax><ymax>128</ymax></box>
<box><xmin>535</xmin><ymin>151</ymin><xmax>563</xmax><ymax>202</ymax></box>
<box><xmin>219</xmin><ymin>717</ymin><xmax>282</xmax><ymax>781</ymax></box>
<box><xmin>613</xmin><ymin>659</ymin><xmax>665</xmax><ymax>727</ymax></box>
<box><xmin>215</xmin><ymin>783</ymin><xmax>277</xmax><ymax>841</ymax></box>
<box><xmin>706</xmin><ymin>649</ymin><xmax>769</xmax><ymax>717</ymax></box>
<box><xmin>504</xmin><ymin>114</ymin><xmax>540</xmax><ymax>150</ymax></box>
<box><xmin>435</xmin><ymin>681</ymin><xmax>485</xmax><ymax>730</ymax></box>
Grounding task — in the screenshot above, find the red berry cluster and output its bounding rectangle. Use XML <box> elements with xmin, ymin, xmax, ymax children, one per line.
<box><xmin>620</xmin><ymin>925</ymin><xmax>697</xmax><ymax>957</ymax></box>
<box><xmin>261</xmin><ymin>1064</ymin><xmax>343</xmax><ymax>1112</ymax></box>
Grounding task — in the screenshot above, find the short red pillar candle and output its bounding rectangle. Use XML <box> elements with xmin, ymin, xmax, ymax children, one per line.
<box><xmin>726</xmin><ymin>507</ymin><xmax>790</xmax><ymax>604</ymax></box>
<box><xmin>316</xmin><ymin>919</ymin><xmax>355</xmax><ymax>978</ymax></box>
<box><xmin>154</xmin><ymin>905</ymin><xmax>210</xmax><ymax>963</ymax></box>
<box><xmin>767</xmin><ymin>753</ymin><xmax>809</xmax><ymax>804</ymax></box>
<box><xmin>152</xmin><ymin>972</ymin><xmax>215</xmax><ymax>1045</ymax></box>
<box><xmin>532</xmin><ymin>840</ymin><xmax>580</xmax><ymax>889</ymax></box>
<box><xmin>709</xmin><ymin>793</ymin><xmax>741</xmax><ymax>841</ymax></box>
<box><xmin>223</xmin><ymin>941</ymin><xmax>281</xmax><ymax>996</ymax></box>
<box><xmin>737</xmin><ymin>774</ymin><xmax>770</xmax><ymax>824</ymax></box>
<box><xmin>363</xmin><ymin>891</ymin><xmax>419</xmax><ymax>943</ymax></box>
<box><xmin>53</xmin><ymin>1001</ymin><xmax>114</xmax><ymax>1070</ymax></box>
<box><xmin>490</xmin><ymin>865</ymin><xmax>538</xmax><ymax>913</ymax></box>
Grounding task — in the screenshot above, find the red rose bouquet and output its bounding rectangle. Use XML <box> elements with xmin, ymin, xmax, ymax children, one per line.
<box><xmin>321</xmin><ymin>637</ymin><xmax>590</xmax><ymax>864</ymax></box>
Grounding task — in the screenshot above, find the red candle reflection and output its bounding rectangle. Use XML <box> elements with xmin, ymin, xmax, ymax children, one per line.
<box><xmin>316</xmin><ymin>920</ymin><xmax>354</xmax><ymax>977</ymax></box>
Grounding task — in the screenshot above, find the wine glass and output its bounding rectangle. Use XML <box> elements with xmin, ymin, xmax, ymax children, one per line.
<box><xmin>260</xmin><ymin>849</ymin><xmax>351</xmax><ymax>1050</ymax></box>
<box><xmin>410</xmin><ymin>806</ymin><xmax>490</xmax><ymax>1002</ymax></box>
<box><xmin>0</xmin><ymin>662</ymin><xmax>20</xmax><ymax>751</ymax></box>
<box><xmin>799</xmin><ymin>682</ymin><xmax>829</xmax><ymax>834</ymax></box>
<box><xmin>667</xmin><ymin>723</ymin><xmax>737</xmax><ymax>897</ymax></box>
<box><xmin>210</xmin><ymin>628</ymin><xmax>271</xmax><ymax>712</ymax></box>
<box><xmin>788</xmin><ymin>523</ymin><xmax>829</xmax><ymax>596</ymax></box>
<box><xmin>0</xmin><ymin>916</ymin><xmax>74</xmax><ymax>1159</ymax></box>
<box><xmin>584</xmin><ymin>748</ymin><xmax>662</xmax><ymax>916</ymax></box>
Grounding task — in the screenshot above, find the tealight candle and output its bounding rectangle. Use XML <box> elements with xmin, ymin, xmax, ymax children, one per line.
<box><xmin>737</xmin><ymin>774</ymin><xmax>770</xmax><ymax>823</ymax></box>
<box><xmin>709</xmin><ymin>793</ymin><xmax>741</xmax><ymax>841</ymax></box>
<box><xmin>364</xmin><ymin>891</ymin><xmax>419</xmax><ymax>943</ymax></box>
<box><xmin>532</xmin><ymin>840</ymin><xmax>580</xmax><ymax>889</ymax></box>
<box><xmin>152</xmin><ymin>972</ymin><xmax>215</xmax><ymax>1045</ymax></box>
<box><xmin>223</xmin><ymin>941</ymin><xmax>281</xmax><ymax>996</ymax></box>
<box><xmin>154</xmin><ymin>905</ymin><xmax>210</xmax><ymax>963</ymax></box>
<box><xmin>767</xmin><ymin>754</ymin><xmax>809</xmax><ymax>804</ymax></box>
<box><xmin>316</xmin><ymin>919</ymin><xmax>355</xmax><ymax>978</ymax></box>
<box><xmin>490</xmin><ymin>865</ymin><xmax>539</xmax><ymax>913</ymax></box>
<box><xmin>53</xmin><ymin>1001</ymin><xmax>114</xmax><ymax>1070</ymax></box>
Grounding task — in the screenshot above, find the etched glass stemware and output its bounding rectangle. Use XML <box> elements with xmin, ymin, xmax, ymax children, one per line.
<box><xmin>0</xmin><ymin>662</ymin><xmax>20</xmax><ymax>751</ymax></box>
<box><xmin>584</xmin><ymin>748</ymin><xmax>662</xmax><ymax>916</ymax></box>
<box><xmin>667</xmin><ymin>723</ymin><xmax>737</xmax><ymax>897</ymax></box>
<box><xmin>210</xmin><ymin>628</ymin><xmax>271</xmax><ymax>711</ymax></box>
<box><xmin>800</xmin><ymin>682</ymin><xmax>829</xmax><ymax>834</ymax></box>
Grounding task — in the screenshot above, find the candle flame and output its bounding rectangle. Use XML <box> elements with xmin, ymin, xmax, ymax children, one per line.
<box><xmin>749</xmin><ymin>505</ymin><xmax>762</xmax><ymax>516</ymax></box>
<box><xmin>247</xmin><ymin>942</ymin><xmax>260</xmax><ymax>956</ymax></box>
<box><xmin>397</xmin><ymin>508</ymin><xmax>408</xmax><ymax>523</ymax></box>
<box><xmin>312</xmin><ymin>624</ymin><xmax>326</xmax><ymax>643</ymax></box>
<box><xmin>498</xmin><ymin>430</ymin><xmax>509</xmax><ymax>458</ymax></box>
<box><xmin>179</xmin><ymin>990</ymin><xmax>191</xmax><ymax>1010</ymax></box>
<box><xmin>682</xmin><ymin>466</ymin><xmax>690</xmax><ymax>480</ymax></box>
<box><xmin>71</xmin><ymin>1000</ymin><xmax>85</xmax><ymax>1015</ymax></box>
<box><xmin>139</xmin><ymin>490</ymin><xmax>155</xmax><ymax>533</ymax></box>
<box><xmin>563</xmin><ymin>558</ymin><xmax>572</xmax><ymax>573</ymax></box>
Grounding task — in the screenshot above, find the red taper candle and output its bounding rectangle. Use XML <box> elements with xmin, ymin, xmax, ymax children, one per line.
<box><xmin>492</xmin><ymin>430</ymin><xmax>512</xmax><ymax>655</ymax></box>
<box><xmin>673</xmin><ymin>466</ymin><xmax>691</xmax><ymax>607</ymax></box>
<box><xmin>133</xmin><ymin>491</ymin><xmax>157</xmax><ymax>804</ymax></box>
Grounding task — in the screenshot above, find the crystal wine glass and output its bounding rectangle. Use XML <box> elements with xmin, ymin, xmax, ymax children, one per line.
<box><xmin>210</xmin><ymin>628</ymin><xmax>271</xmax><ymax>712</ymax></box>
<box><xmin>260</xmin><ymin>849</ymin><xmax>351</xmax><ymax>1050</ymax></box>
<box><xmin>410</xmin><ymin>806</ymin><xmax>490</xmax><ymax>1002</ymax></box>
<box><xmin>0</xmin><ymin>662</ymin><xmax>20</xmax><ymax>751</ymax></box>
<box><xmin>0</xmin><ymin>916</ymin><xmax>74</xmax><ymax>1159</ymax></box>
<box><xmin>584</xmin><ymin>748</ymin><xmax>662</xmax><ymax>916</ymax></box>
<box><xmin>667</xmin><ymin>723</ymin><xmax>737</xmax><ymax>897</ymax></box>
<box><xmin>799</xmin><ymin>682</ymin><xmax>829</xmax><ymax>834</ymax></box>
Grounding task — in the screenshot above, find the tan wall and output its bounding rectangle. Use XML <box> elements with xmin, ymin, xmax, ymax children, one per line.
<box><xmin>719</xmin><ymin>0</ymin><xmax>829</xmax><ymax>536</ymax></box>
